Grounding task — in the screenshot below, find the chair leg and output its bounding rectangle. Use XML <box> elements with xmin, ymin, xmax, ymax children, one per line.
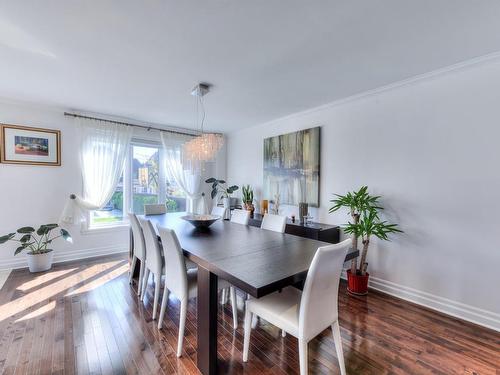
<box><xmin>129</xmin><ymin>256</ymin><xmax>137</xmax><ymax>285</ymax></box>
<box><xmin>137</xmin><ymin>261</ymin><xmax>145</xmax><ymax>297</ymax></box>
<box><xmin>141</xmin><ymin>269</ymin><xmax>150</xmax><ymax>301</ymax></box>
<box><xmin>152</xmin><ymin>274</ymin><xmax>160</xmax><ymax>320</ymax></box>
<box><xmin>177</xmin><ymin>298</ymin><xmax>188</xmax><ymax>357</ymax></box>
<box><xmin>230</xmin><ymin>287</ymin><xmax>238</xmax><ymax>329</ymax></box>
<box><xmin>158</xmin><ymin>287</ymin><xmax>169</xmax><ymax>330</ymax></box>
<box><xmin>243</xmin><ymin>308</ymin><xmax>253</xmax><ymax>362</ymax></box>
<box><xmin>332</xmin><ymin>321</ymin><xmax>347</xmax><ymax>375</ymax></box>
<box><xmin>220</xmin><ymin>288</ymin><xmax>226</xmax><ymax>304</ymax></box>
<box><xmin>298</xmin><ymin>339</ymin><xmax>308</xmax><ymax>375</ymax></box>
<box><xmin>251</xmin><ymin>314</ymin><xmax>258</xmax><ymax>329</ymax></box>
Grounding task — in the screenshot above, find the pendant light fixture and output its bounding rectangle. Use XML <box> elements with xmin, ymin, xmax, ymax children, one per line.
<box><xmin>183</xmin><ymin>83</ymin><xmax>224</xmax><ymax>162</ymax></box>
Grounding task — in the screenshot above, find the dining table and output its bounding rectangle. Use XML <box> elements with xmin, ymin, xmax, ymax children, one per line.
<box><xmin>135</xmin><ymin>212</ymin><xmax>359</xmax><ymax>375</ymax></box>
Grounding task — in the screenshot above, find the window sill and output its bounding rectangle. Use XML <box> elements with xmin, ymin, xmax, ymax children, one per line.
<box><xmin>81</xmin><ymin>223</ymin><xmax>130</xmax><ymax>235</ymax></box>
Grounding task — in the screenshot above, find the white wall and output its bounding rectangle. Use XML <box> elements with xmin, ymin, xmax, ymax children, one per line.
<box><xmin>227</xmin><ymin>57</ymin><xmax>500</xmax><ymax>330</ymax></box>
<box><xmin>0</xmin><ymin>99</ymin><xmax>226</xmax><ymax>270</ymax></box>
<box><xmin>0</xmin><ymin>100</ymin><xmax>130</xmax><ymax>269</ymax></box>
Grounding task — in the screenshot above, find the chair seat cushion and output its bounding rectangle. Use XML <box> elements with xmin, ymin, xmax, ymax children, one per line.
<box><xmin>246</xmin><ymin>286</ymin><xmax>301</xmax><ymax>337</ymax></box>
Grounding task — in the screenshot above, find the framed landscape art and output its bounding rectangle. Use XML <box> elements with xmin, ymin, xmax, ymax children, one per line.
<box><xmin>0</xmin><ymin>124</ymin><xmax>61</xmax><ymax>166</ymax></box>
<box><xmin>263</xmin><ymin>126</ymin><xmax>320</xmax><ymax>206</ymax></box>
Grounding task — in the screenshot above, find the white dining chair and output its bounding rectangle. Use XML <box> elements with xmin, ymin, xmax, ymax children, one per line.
<box><xmin>261</xmin><ymin>213</ymin><xmax>286</xmax><ymax>233</ymax></box>
<box><xmin>128</xmin><ymin>213</ymin><xmax>147</xmax><ymax>297</ymax></box>
<box><xmin>211</xmin><ymin>206</ymin><xmax>227</xmax><ymax>218</ymax></box>
<box><xmin>138</xmin><ymin>217</ymin><xmax>164</xmax><ymax>320</ymax></box>
<box><xmin>230</xmin><ymin>209</ymin><xmax>250</xmax><ymax>225</ymax></box>
<box><xmin>243</xmin><ymin>239</ymin><xmax>351</xmax><ymax>375</ymax></box>
<box><xmin>157</xmin><ymin>226</ymin><xmax>239</xmax><ymax>356</ymax></box>
<box><xmin>144</xmin><ymin>203</ymin><xmax>166</xmax><ymax>215</ymax></box>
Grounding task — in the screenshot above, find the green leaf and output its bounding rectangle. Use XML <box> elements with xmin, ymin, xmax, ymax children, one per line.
<box><xmin>0</xmin><ymin>233</ymin><xmax>16</xmax><ymax>244</ymax></box>
<box><xmin>20</xmin><ymin>234</ymin><xmax>31</xmax><ymax>243</ymax></box>
<box><xmin>60</xmin><ymin>228</ymin><xmax>73</xmax><ymax>243</ymax></box>
<box><xmin>17</xmin><ymin>227</ymin><xmax>35</xmax><ymax>234</ymax></box>
<box><xmin>218</xmin><ymin>180</ymin><xmax>226</xmax><ymax>184</ymax></box>
<box><xmin>211</xmin><ymin>189</ymin><xmax>218</xmax><ymax>199</ymax></box>
<box><xmin>37</xmin><ymin>226</ymin><xmax>46</xmax><ymax>236</ymax></box>
<box><xmin>14</xmin><ymin>246</ymin><xmax>25</xmax><ymax>255</ymax></box>
<box><xmin>205</xmin><ymin>178</ymin><xmax>216</xmax><ymax>183</ymax></box>
<box><xmin>44</xmin><ymin>223</ymin><xmax>59</xmax><ymax>230</ymax></box>
<box><xmin>228</xmin><ymin>185</ymin><xmax>238</xmax><ymax>191</ymax></box>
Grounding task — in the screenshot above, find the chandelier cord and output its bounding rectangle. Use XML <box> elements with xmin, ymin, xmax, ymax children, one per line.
<box><xmin>198</xmin><ymin>94</ymin><xmax>206</xmax><ymax>134</ymax></box>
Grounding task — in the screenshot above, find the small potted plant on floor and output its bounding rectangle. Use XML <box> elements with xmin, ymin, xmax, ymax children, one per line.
<box><xmin>205</xmin><ymin>178</ymin><xmax>239</xmax><ymax>218</ymax></box>
<box><xmin>0</xmin><ymin>224</ymin><xmax>72</xmax><ymax>272</ymax></box>
<box><xmin>241</xmin><ymin>185</ymin><xmax>255</xmax><ymax>218</ymax></box>
<box><xmin>330</xmin><ymin>186</ymin><xmax>402</xmax><ymax>295</ymax></box>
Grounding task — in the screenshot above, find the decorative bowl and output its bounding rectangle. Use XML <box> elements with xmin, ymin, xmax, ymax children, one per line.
<box><xmin>180</xmin><ymin>214</ymin><xmax>221</xmax><ymax>228</ymax></box>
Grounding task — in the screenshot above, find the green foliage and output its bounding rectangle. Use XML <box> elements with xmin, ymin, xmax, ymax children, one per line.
<box><xmin>344</xmin><ymin>209</ymin><xmax>402</xmax><ymax>241</ymax></box>
<box><xmin>242</xmin><ymin>185</ymin><xmax>254</xmax><ymax>203</ymax></box>
<box><xmin>0</xmin><ymin>224</ymin><xmax>72</xmax><ymax>256</ymax></box>
<box><xmin>133</xmin><ymin>194</ymin><xmax>158</xmax><ymax>214</ymax></box>
<box><xmin>165</xmin><ymin>198</ymin><xmax>178</xmax><ymax>212</ymax></box>
<box><xmin>329</xmin><ymin>185</ymin><xmax>403</xmax><ymax>275</ymax></box>
<box><xmin>205</xmin><ymin>178</ymin><xmax>239</xmax><ymax>199</ymax></box>
<box><xmin>329</xmin><ymin>186</ymin><xmax>381</xmax><ymax>217</ymax></box>
<box><xmin>111</xmin><ymin>191</ymin><xmax>124</xmax><ymax>211</ymax></box>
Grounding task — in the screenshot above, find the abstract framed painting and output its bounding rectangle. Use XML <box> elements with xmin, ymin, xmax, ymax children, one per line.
<box><xmin>0</xmin><ymin>124</ymin><xmax>61</xmax><ymax>166</ymax></box>
<box><xmin>263</xmin><ymin>126</ymin><xmax>320</xmax><ymax>207</ymax></box>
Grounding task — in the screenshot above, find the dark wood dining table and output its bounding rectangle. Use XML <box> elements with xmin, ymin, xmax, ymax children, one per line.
<box><xmin>138</xmin><ymin>212</ymin><xmax>358</xmax><ymax>375</ymax></box>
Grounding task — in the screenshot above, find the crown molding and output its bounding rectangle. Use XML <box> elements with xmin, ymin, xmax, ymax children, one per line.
<box><xmin>255</xmin><ymin>50</ymin><xmax>500</xmax><ymax>130</ymax></box>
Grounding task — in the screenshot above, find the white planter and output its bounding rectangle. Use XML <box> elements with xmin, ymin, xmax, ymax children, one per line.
<box><xmin>26</xmin><ymin>251</ymin><xmax>54</xmax><ymax>273</ymax></box>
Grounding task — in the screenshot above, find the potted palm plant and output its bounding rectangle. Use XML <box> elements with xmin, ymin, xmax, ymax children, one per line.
<box><xmin>330</xmin><ymin>186</ymin><xmax>402</xmax><ymax>295</ymax></box>
<box><xmin>241</xmin><ymin>185</ymin><xmax>255</xmax><ymax>217</ymax></box>
<box><xmin>0</xmin><ymin>224</ymin><xmax>72</xmax><ymax>272</ymax></box>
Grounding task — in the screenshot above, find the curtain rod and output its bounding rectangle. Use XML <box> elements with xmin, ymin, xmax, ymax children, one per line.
<box><xmin>64</xmin><ymin>112</ymin><xmax>204</xmax><ymax>137</ymax></box>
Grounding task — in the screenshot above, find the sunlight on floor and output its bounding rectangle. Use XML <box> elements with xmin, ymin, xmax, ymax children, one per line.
<box><xmin>65</xmin><ymin>263</ymin><xmax>128</xmax><ymax>296</ymax></box>
<box><xmin>0</xmin><ymin>269</ymin><xmax>11</xmax><ymax>291</ymax></box>
<box><xmin>0</xmin><ymin>260</ymin><xmax>126</xmax><ymax>322</ymax></box>
<box><xmin>16</xmin><ymin>268</ymin><xmax>77</xmax><ymax>291</ymax></box>
<box><xmin>15</xmin><ymin>300</ymin><xmax>56</xmax><ymax>322</ymax></box>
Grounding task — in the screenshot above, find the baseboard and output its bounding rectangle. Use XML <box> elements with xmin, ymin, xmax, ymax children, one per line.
<box><xmin>0</xmin><ymin>245</ymin><xmax>128</xmax><ymax>270</ymax></box>
<box><xmin>341</xmin><ymin>271</ymin><xmax>500</xmax><ymax>332</ymax></box>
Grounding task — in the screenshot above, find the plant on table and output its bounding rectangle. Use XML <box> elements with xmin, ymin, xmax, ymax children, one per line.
<box><xmin>205</xmin><ymin>178</ymin><xmax>239</xmax><ymax>200</ymax></box>
<box><xmin>329</xmin><ymin>186</ymin><xmax>402</xmax><ymax>294</ymax></box>
<box><xmin>241</xmin><ymin>185</ymin><xmax>255</xmax><ymax>216</ymax></box>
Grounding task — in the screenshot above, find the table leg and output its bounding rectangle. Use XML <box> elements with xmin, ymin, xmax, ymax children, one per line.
<box><xmin>197</xmin><ymin>266</ymin><xmax>218</xmax><ymax>375</ymax></box>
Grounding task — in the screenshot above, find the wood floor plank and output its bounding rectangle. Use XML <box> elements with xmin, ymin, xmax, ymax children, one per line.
<box><xmin>0</xmin><ymin>253</ymin><xmax>498</xmax><ymax>375</ymax></box>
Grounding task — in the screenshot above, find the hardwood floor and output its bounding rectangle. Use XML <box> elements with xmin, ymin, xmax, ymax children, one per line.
<box><xmin>0</xmin><ymin>254</ymin><xmax>498</xmax><ymax>375</ymax></box>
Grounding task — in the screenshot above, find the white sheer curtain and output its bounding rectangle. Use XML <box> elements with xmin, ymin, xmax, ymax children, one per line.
<box><xmin>160</xmin><ymin>131</ymin><xmax>205</xmax><ymax>214</ymax></box>
<box><xmin>60</xmin><ymin>118</ymin><xmax>133</xmax><ymax>224</ymax></box>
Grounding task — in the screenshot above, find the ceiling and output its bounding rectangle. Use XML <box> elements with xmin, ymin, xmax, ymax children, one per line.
<box><xmin>1</xmin><ymin>1</ymin><xmax>500</xmax><ymax>132</ymax></box>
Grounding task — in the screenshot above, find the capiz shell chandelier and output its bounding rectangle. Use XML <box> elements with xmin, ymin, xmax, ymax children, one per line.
<box><xmin>183</xmin><ymin>83</ymin><xmax>223</xmax><ymax>162</ymax></box>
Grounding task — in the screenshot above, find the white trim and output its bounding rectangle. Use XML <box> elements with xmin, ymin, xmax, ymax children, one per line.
<box><xmin>341</xmin><ymin>271</ymin><xmax>500</xmax><ymax>332</ymax></box>
<box><xmin>0</xmin><ymin>245</ymin><xmax>128</xmax><ymax>270</ymax></box>
<box><xmin>250</xmin><ymin>50</ymin><xmax>500</xmax><ymax>132</ymax></box>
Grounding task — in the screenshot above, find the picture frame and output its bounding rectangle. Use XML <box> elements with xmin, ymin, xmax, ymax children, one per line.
<box><xmin>0</xmin><ymin>124</ymin><xmax>61</xmax><ymax>166</ymax></box>
<box><xmin>263</xmin><ymin>126</ymin><xmax>320</xmax><ymax>207</ymax></box>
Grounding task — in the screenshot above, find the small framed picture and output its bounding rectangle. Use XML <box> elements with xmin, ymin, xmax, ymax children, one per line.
<box><xmin>0</xmin><ymin>124</ymin><xmax>61</xmax><ymax>166</ymax></box>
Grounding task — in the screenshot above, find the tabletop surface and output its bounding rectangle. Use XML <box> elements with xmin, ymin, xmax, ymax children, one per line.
<box><xmin>143</xmin><ymin>212</ymin><xmax>353</xmax><ymax>297</ymax></box>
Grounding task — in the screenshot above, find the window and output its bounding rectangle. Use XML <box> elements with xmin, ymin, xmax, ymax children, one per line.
<box><xmin>132</xmin><ymin>145</ymin><xmax>160</xmax><ymax>214</ymax></box>
<box><xmin>89</xmin><ymin>174</ymin><xmax>124</xmax><ymax>226</ymax></box>
<box><xmin>88</xmin><ymin>140</ymin><xmax>186</xmax><ymax>228</ymax></box>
